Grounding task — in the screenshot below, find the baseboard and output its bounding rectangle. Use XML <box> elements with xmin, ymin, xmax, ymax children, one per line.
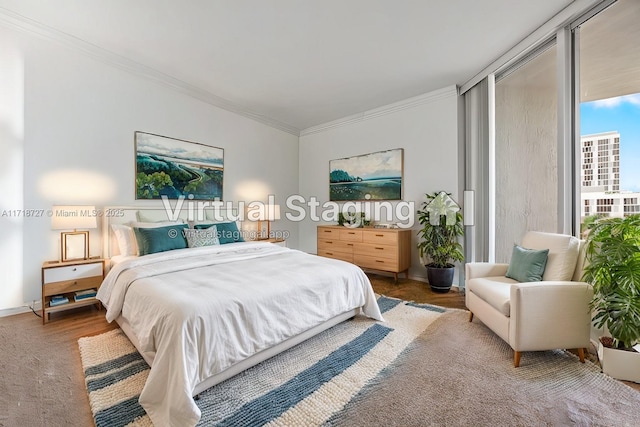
<box><xmin>0</xmin><ymin>306</ymin><xmax>30</xmax><ymax>318</ymax></box>
<box><xmin>0</xmin><ymin>300</ymin><xmax>41</xmax><ymax>318</ymax></box>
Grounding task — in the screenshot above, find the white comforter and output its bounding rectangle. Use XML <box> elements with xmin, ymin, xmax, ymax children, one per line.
<box><xmin>97</xmin><ymin>242</ymin><xmax>382</xmax><ymax>427</ymax></box>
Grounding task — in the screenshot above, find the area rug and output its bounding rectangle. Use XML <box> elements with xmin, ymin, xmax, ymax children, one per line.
<box><xmin>78</xmin><ymin>296</ymin><xmax>446</xmax><ymax>427</ymax></box>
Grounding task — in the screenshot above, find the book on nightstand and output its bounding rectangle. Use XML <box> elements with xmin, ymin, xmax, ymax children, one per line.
<box><xmin>74</xmin><ymin>289</ymin><xmax>97</xmax><ymax>301</ymax></box>
<box><xmin>49</xmin><ymin>295</ymin><xmax>69</xmax><ymax>307</ymax></box>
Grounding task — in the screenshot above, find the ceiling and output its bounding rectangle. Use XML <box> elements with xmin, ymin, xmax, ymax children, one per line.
<box><xmin>489</xmin><ymin>0</ymin><xmax>640</xmax><ymax>104</ymax></box>
<box><xmin>0</xmin><ymin>0</ymin><xmax>574</xmax><ymax>133</ymax></box>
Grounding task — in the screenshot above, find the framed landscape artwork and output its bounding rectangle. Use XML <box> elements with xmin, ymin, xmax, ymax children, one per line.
<box><xmin>135</xmin><ymin>131</ymin><xmax>224</xmax><ymax>200</ymax></box>
<box><xmin>329</xmin><ymin>148</ymin><xmax>403</xmax><ymax>201</ymax></box>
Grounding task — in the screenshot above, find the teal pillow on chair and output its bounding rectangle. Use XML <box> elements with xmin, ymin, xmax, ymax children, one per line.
<box><xmin>505</xmin><ymin>244</ymin><xmax>549</xmax><ymax>282</ymax></box>
<box><xmin>134</xmin><ymin>224</ymin><xmax>189</xmax><ymax>255</ymax></box>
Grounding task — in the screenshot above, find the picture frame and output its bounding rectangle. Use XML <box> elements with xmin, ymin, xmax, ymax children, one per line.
<box><xmin>135</xmin><ymin>131</ymin><xmax>224</xmax><ymax>200</ymax></box>
<box><xmin>329</xmin><ymin>148</ymin><xmax>404</xmax><ymax>201</ymax></box>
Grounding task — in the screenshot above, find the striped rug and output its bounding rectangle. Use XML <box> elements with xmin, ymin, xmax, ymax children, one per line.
<box><xmin>78</xmin><ymin>296</ymin><xmax>447</xmax><ymax>427</ymax></box>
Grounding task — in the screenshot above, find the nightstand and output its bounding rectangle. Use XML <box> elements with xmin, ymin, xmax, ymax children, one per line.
<box><xmin>41</xmin><ymin>258</ymin><xmax>105</xmax><ymax>324</ymax></box>
<box><xmin>261</xmin><ymin>238</ymin><xmax>287</xmax><ymax>247</ymax></box>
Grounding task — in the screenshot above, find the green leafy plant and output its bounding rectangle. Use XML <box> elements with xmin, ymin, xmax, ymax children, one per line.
<box><xmin>583</xmin><ymin>214</ymin><xmax>640</xmax><ymax>349</ymax></box>
<box><xmin>416</xmin><ymin>192</ymin><xmax>464</xmax><ymax>268</ymax></box>
<box><xmin>136</xmin><ymin>172</ymin><xmax>173</xmax><ymax>198</ymax></box>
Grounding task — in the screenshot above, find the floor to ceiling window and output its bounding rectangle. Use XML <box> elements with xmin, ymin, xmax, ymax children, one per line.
<box><xmin>462</xmin><ymin>0</ymin><xmax>639</xmax><ymax>264</ymax></box>
<box><xmin>493</xmin><ymin>45</ymin><xmax>558</xmax><ymax>262</ymax></box>
<box><xmin>577</xmin><ymin>0</ymin><xmax>640</xmax><ymax>231</ymax></box>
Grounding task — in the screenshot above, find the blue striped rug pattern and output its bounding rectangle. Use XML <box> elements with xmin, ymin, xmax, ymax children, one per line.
<box><xmin>78</xmin><ymin>296</ymin><xmax>446</xmax><ymax>426</ymax></box>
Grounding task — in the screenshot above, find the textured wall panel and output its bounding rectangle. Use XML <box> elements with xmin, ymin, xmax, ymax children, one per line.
<box><xmin>495</xmin><ymin>48</ymin><xmax>558</xmax><ymax>262</ymax></box>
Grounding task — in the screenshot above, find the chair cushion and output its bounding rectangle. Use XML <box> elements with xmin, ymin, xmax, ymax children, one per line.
<box><xmin>467</xmin><ymin>276</ymin><xmax>517</xmax><ymax>316</ymax></box>
<box><xmin>505</xmin><ymin>244</ymin><xmax>549</xmax><ymax>282</ymax></box>
<box><xmin>521</xmin><ymin>231</ymin><xmax>580</xmax><ymax>281</ymax></box>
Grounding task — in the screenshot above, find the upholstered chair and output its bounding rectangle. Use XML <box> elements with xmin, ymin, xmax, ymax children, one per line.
<box><xmin>466</xmin><ymin>231</ymin><xmax>593</xmax><ymax>367</ymax></box>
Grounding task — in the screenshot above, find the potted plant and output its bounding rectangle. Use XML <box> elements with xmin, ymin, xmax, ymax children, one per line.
<box><xmin>583</xmin><ymin>214</ymin><xmax>640</xmax><ymax>383</ymax></box>
<box><xmin>417</xmin><ymin>192</ymin><xmax>464</xmax><ymax>293</ymax></box>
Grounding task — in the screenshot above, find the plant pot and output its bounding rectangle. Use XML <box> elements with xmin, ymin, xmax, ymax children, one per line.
<box><xmin>597</xmin><ymin>340</ymin><xmax>640</xmax><ymax>384</ymax></box>
<box><xmin>426</xmin><ymin>264</ymin><xmax>454</xmax><ymax>293</ymax></box>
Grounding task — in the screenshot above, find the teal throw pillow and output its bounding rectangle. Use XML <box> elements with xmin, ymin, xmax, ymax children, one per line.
<box><xmin>194</xmin><ymin>222</ymin><xmax>244</xmax><ymax>244</ymax></box>
<box><xmin>134</xmin><ymin>224</ymin><xmax>189</xmax><ymax>255</ymax></box>
<box><xmin>505</xmin><ymin>244</ymin><xmax>549</xmax><ymax>282</ymax></box>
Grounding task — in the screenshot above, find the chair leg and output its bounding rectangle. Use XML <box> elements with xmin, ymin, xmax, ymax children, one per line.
<box><xmin>577</xmin><ymin>347</ymin><xmax>586</xmax><ymax>363</ymax></box>
<box><xmin>468</xmin><ymin>311</ymin><xmax>474</xmax><ymax>322</ymax></box>
<box><xmin>514</xmin><ymin>351</ymin><xmax>521</xmax><ymax>368</ymax></box>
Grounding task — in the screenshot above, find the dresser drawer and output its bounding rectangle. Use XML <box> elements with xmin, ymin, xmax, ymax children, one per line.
<box><xmin>43</xmin><ymin>262</ymin><xmax>103</xmax><ymax>284</ymax></box>
<box><xmin>354</xmin><ymin>254</ymin><xmax>399</xmax><ymax>272</ymax></box>
<box><xmin>318</xmin><ymin>239</ymin><xmax>355</xmax><ymax>253</ymax></box>
<box><xmin>318</xmin><ymin>250</ymin><xmax>354</xmax><ymax>263</ymax></box>
<box><xmin>318</xmin><ymin>227</ymin><xmax>341</xmax><ymax>239</ymax></box>
<box><xmin>340</xmin><ymin>229</ymin><xmax>363</xmax><ymax>242</ymax></box>
<box><xmin>353</xmin><ymin>243</ymin><xmax>397</xmax><ymax>260</ymax></box>
<box><xmin>362</xmin><ymin>231</ymin><xmax>399</xmax><ymax>245</ymax></box>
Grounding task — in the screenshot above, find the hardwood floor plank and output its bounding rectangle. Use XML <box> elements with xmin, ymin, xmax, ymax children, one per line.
<box><xmin>367</xmin><ymin>273</ymin><xmax>467</xmax><ymax>310</ymax></box>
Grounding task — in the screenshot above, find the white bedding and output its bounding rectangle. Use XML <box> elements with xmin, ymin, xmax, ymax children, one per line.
<box><xmin>97</xmin><ymin>242</ymin><xmax>382</xmax><ymax>427</ymax></box>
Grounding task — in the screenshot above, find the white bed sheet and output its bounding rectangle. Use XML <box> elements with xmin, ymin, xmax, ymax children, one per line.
<box><xmin>97</xmin><ymin>242</ymin><xmax>382</xmax><ymax>427</ymax></box>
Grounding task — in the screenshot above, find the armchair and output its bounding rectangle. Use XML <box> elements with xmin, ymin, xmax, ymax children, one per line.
<box><xmin>466</xmin><ymin>231</ymin><xmax>593</xmax><ymax>367</ymax></box>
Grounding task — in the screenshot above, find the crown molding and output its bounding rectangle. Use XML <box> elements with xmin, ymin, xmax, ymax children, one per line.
<box><xmin>300</xmin><ymin>85</ymin><xmax>458</xmax><ymax>137</ymax></box>
<box><xmin>0</xmin><ymin>7</ymin><xmax>300</xmax><ymax>136</ymax></box>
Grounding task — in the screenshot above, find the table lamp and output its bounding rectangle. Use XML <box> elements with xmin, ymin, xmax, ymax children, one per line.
<box><xmin>251</xmin><ymin>204</ymin><xmax>281</xmax><ymax>240</ymax></box>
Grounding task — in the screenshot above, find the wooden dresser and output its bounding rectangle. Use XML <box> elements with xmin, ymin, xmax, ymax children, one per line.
<box><xmin>317</xmin><ymin>225</ymin><xmax>411</xmax><ymax>281</ymax></box>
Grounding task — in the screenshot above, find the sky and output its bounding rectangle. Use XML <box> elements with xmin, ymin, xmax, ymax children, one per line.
<box><xmin>330</xmin><ymin>149</ymin><xmax>402</xmax><ymax>180</ymax></box>
<box><xmin>581</xmin><ymin>93</ymin><xmax>640</xmax><ymax>192</ymax></box>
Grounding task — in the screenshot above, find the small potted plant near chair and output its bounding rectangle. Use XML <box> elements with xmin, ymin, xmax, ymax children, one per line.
<box><xmin>583</xmin><ymin>214</ymin><xmax>640</xmax><ymax>383</ymax></box>
<box><xmin>417</xmin><ymin>191</ymin><xmax>464</xmax><ymax>293</ymax></box>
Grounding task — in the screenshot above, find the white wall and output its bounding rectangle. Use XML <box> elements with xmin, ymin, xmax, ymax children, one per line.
<box><xmin>298</xmin><ymin>86</ymin><xmax>460</xmax><ymax>281</ymax></box>
<box><xmin>0</xmin><ymin>23</ymin><xmax>299</xmax><ymax>311</ymax></box>
<box><xmin>0</xmin><ymin>30</ymin><xmax>24</xmax><ymax>312</ymax></box>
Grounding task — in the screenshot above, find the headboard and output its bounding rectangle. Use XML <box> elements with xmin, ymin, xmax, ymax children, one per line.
<box><xmin>102</xmin><ymin>205</ymin><xmax>240</xmax><ymax>259</ymax></box>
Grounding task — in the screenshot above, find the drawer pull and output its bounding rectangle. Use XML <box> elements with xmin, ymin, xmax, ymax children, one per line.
<box><xmin>324</xmin><ymin>230</ymin><xmax>331</xmax><ymax>233</ymax></box>
<box><xmin>348</xmin><ymin>232</ymin><xmax>355</xmax><ymax>235</ymax></box>
<box><xmin>326</xmin><ymin>241</ymin><xmax>333</xmax><ymax>244</ymax></box>
<box><xmin>375</xmin><ymin>234</ymin><xmax>384</xmax><ymax>237</ymax></box>
<box><xmin>326</xmin><ymin>252</ymin><xmax>333</xmax><ymax>255</ymax></box>
<box><xmin>375</xmin><ymin>260</ymin><xmax>385</xmax><ymax>263</ymax></box>
<box><xmin>375</xmin><ymin>247</ymin><xmax>384</xmax><ymax>250</ymax></box>
<box><xmin>347</xmin><ymin>243</ymin><xmax>353</xmax><ymax>246</ymax></box>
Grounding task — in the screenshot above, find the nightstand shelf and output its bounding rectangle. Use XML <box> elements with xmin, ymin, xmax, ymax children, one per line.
<box><xmin>46</xmin><ymin>296</ymin><xmax>100</xmax><ymax>314</ymax></box>
<box><xmin>41</xmin><ymin>258</ymin><xmax>105</xmax><ymax>324</ymax></box>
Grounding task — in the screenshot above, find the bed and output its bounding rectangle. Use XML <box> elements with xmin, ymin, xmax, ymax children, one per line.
<box><xmin>97</xmin><ymin>207</ymin><xmax>383</xmax><ymax>427</ymax></box>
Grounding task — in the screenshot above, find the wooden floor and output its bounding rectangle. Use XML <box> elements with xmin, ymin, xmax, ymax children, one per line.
<box><xmin>367</xmin><ymin>272</ymin><xmax>467</xmax><ymax>309</ymax></box>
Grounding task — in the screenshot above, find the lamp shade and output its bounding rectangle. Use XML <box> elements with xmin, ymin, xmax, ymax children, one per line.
<box><xmin>249</xmin><ymin>204</ymin><xmax>281</xmax><ymax>221</ymax></box>
<box><xmin>51</xmin><ymin>205</ymin><xmax>97</xmax><ymax>230</ymax></box>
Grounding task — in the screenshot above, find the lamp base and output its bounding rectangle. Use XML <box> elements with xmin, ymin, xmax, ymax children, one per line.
<box><xmin>60</xmin><ymin>230</ymin><xmax>89</xmax><ymax>262</ymax></box>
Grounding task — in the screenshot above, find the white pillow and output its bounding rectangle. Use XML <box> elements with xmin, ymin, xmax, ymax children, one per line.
<box><xmin>521</xmin><ymin>231</ymin><xmax>580</xmax><ymax>281</ymax></box>
<box><xmin>111</xmin><ymin>221</ymin><xmax>184</xmax><ymax>256</ymax></box>
<box><xmin>111</xmin><ymin>224</ymin><xmax>138</xmax><ymax>257</ymax></box>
